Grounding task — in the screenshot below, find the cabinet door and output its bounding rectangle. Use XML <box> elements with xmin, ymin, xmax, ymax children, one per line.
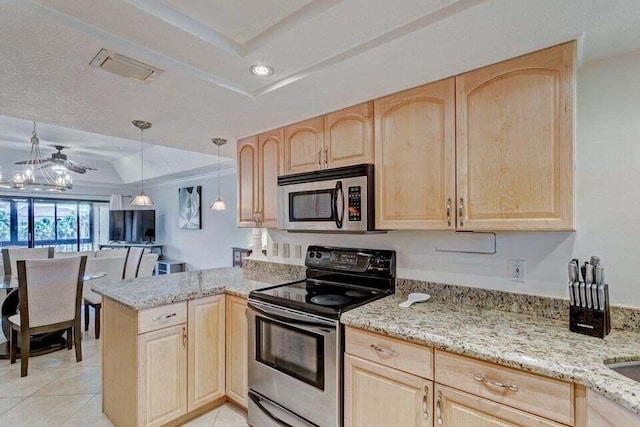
<box><xmin>258</xmin><ymin>128</ymin><xmax>283</xmax><ymax>228</ymax></box>
<box><xmin>187</xmin><ymin>295</ymin><xmax>225</xmax><ymax>411</ymax></box>
<box><xmin>237</xmin><ymin>136</ymin><xmax>258</xmax><ymax>227</ymax></box>
<box><xmin>284</xmin><ymin>116</ymin><xmax>324</xmax><ymax>174</ymax></box>
<box><xmin>344</xmin><ymin>354</ymin><xmax>431</xmax><ymax>427</ymax></box>
<box><xmin>434</xmin><ymin>385</ymin><xmax>565</xmax><ymax>427</ymax></box>
<box><xmin>374</xmin><ymin>79</ymin><xmax>456</xmax><ymax>230</ymax></box>
<box><xmin>456</xmin><ymin>42</ymin><xmax>575</xmax><ymax>231</ymax></box>
<box><xmin>324</xmin><ymin>101</ymin><xmax>373</xmax><ymax>168</ymax></box>
<box><xmin>586</xmin><ymin>388</ymin><xmax>640</xmax><ymax>427</ymax></box>
<box><xmin>225</xmin><ymin>295</ymin><xmax>248</xmax><ymax>409</ymax></box>
<box><xmin>137</xmin><ymin>324</ymin><xmax>187</xmax><ymax>427</ymax></box>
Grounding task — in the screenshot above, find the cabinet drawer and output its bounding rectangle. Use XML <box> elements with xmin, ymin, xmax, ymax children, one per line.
<box><xmin>138</xmin><ymin>302</ymin><xmax>188</xmax><ymax>334</ymax></box>
<box><xmin>435</xmin><ymin>351</ymin><xmax>573</xmax><ymax>425</ymax></box>
<box><xmin>345</xmin><ymin>327</ymin><xmax>432</xmax><ymax>380</ymax></box>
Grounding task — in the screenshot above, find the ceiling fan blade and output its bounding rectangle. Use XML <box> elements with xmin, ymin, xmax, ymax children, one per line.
<box><xmin>67</xmin><ymin>159</ymin><xmax>97</xmax><ymax>171</ymax></box>
<box><xmin>64</xmin><ymin>162</ymin><xmax>87</xmax><ymax>174</ymax></box>
<box><xmin>14</xmin><ymin>159</ymin><xmax>50</xmax><ymax>166</ymax></box>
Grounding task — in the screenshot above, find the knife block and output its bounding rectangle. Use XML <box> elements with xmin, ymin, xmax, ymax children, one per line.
<box><xmin>569</xmin><ymin>285</ymin><xmax>610</xmax><ymax>338</ymax></box>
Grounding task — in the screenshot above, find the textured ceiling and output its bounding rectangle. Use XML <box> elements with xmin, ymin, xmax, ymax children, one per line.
<box><xmin>0</xmin><ymin>0</ymin><xmax>639</xmax><ymax>159</ymax></box>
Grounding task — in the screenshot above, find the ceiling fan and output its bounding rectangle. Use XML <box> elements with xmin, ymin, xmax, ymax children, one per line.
<box><xmin>15</xmin><ymin>145</ymin><xmax>98</xmax><ymax>174</ymax></box>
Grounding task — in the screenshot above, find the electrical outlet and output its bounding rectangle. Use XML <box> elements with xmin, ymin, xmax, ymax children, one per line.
<box><xmin>509</xmin><ymin>259</ymin><xmax>526</xmax><ymax>282</ymax></box>
<box><xmin>294</xmin><ymin>244</ymin><xmax>302</xmax><ymax>259</ymax></box>
<box><xmin>282</xmin><ymin>243</ymin><xmax>290</xmax><ymax>258</ymax></box>
<box><xmin>272</xmin><ymin>243</ymin><xmax>278</xmax><ymax>257</ymax></box>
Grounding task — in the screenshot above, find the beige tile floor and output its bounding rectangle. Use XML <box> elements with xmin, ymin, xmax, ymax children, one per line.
<box><xmin>0</xmin><ymin>310</ymin><xmax>248</xmax><ymax>427</ymax></box>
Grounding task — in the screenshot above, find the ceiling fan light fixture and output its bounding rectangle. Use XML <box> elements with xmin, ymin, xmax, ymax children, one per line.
<box><xmin>51</xmin><ymin>163</ymin><xmax>67</xmax><ymax>174</ymax></box>
<box><xmin>250</xmin><ymin>64</ymin><xmax>274</xmax><ymax>77</ymax></box>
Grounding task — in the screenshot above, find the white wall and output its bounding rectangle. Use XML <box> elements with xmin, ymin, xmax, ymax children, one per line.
<box><xmin>146</xmin><ymin>171</ymin><xmax>252</xmax><ymax>270</ymax></box>
<box><xmin>263</xmin><ymin>48</ymin><xmax>640</xmax><ymax>307</ymax></box>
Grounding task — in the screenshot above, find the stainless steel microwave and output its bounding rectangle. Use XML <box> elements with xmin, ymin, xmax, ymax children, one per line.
<box><xmin>278</xmin><ymin>164</ymin><xmax>375</xmax><ymax>232</ymax></box>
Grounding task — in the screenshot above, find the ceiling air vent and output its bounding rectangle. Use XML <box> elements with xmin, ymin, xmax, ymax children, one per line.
<box><xmin>89</xmin><ymin>49</ymin><xmax>164</xmax><ymax>83</ymax></box>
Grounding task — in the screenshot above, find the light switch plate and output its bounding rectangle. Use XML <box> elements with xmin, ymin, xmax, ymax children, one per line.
<box><xmin>282</xmin><ymin>243</ymin><xmax>290</xmax><ymax>258</ymax></box>
<box><xmin>509</xmin><ymin>259</ymin><xmax>526</xmax><ymax>282</ymax></box>
<box><xmin>272</xmin><ymin>243</ymin><xmax>278</xmax><ymax>257</ymax></box>
<box><xmin>294</xmin><ymin>244</ymin><xmax>302</xmax><ymax>259</ymax></box>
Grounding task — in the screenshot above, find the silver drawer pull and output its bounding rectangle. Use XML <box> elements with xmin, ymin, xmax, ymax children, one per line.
<box><xmin>152</xmin><ymin>313</ymin><xmax>177</xmax><ymax>322</ymax></box>
<box><xmin>370</xmin><ymin>343</ymin><xmax>399</xmax><ymax>358</ymax></box>
<box><xmin>473</xmin><ymin>374</ymin><xmax>519</xmax><ymax>392</ymax></box>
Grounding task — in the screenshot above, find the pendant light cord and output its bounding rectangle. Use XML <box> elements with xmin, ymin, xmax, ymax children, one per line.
<box><xmin>217</xmin><ymin>143</ymin><xmax>221</xmax><ymax>199</ymax></box>
<box><xmin>140</xmin><ymin>127</ymin><xmax>144</xmax><ymax>193</ymax></box>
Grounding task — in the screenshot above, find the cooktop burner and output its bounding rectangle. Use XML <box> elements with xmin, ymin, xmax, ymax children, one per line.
<box><xmin>310</xmin><ymin>294</ymin><xmax>352</xmax><ymax>306</ymax></box>
<box><xmin>345</xmin><ymin>290</ymin><xmax>370</xmax><ymax>298</ymax></box>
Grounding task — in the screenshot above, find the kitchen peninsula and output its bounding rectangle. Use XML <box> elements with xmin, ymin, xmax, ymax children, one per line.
<box><xmin>92</xmin><ymin>266</ymin><xmax>303</xmax><ymax>427</ymax></box>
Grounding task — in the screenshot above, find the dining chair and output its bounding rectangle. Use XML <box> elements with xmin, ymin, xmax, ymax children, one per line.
<box><xmin>2</xmin><ymin>247</ymin><xmax>54</xmax><ymax>276</ymax></box>
<box><xmin>122</xmin><ymin>247</ymin><xmax>145</xmax><ymax>280</ymax></box>
<box><xmin>83</xmin><ymin>255</ymin><xmax>126</xmax><ymax>339</ymax></box>
<box><xmin>9</xmin><ymin>256</ymin><xmax>87</xmax><ymax>377</ymax></box>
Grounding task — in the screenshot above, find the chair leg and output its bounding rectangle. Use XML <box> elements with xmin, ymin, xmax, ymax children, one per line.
<box><xmin>67</xmin><ymin>328</ymin><xmax>73</xmax><ymax>350</ymax></box>
<box><xmin>74</xmin><ymin>321</ymin><xmax>82</xmax><ymax>362</ymax></box>
<box><xmin>20</xmin><ymin>329</ymin><xmax>29</xmax><ymax>377</ymax></box>
<box><xmin>95</xmin><ymin>305</ymin><xmax>101</xmax><ymax>339</ymax></box>
<box><xmin>9</xmin><ymin>328</ymin><xmax>17</xmax><ymax>364</ymax></box>
<box><xmin>84</xmin><ymin>302</ymin><xmax>90</xmax><ymax>332</ymax></box>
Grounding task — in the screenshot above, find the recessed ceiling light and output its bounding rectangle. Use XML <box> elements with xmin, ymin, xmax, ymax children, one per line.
<box><xmin>250</xmin><ymin>64</ymin><xmax>275</xmax><ymax>77</ymax></box>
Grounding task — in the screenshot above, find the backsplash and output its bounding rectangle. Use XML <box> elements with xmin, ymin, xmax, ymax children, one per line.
<box><xmin>243</xmin><ymin>258</ymin><xmax>640</xmax><ymax>333</ymax></box>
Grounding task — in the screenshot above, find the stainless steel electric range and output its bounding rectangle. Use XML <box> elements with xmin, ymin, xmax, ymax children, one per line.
<box><xmin>247</xmin><ymin>245</ymin><xmax>396</xmax><ymax>427</ymax></box>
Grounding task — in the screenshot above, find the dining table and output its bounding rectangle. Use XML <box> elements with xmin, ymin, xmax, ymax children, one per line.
<box><xmin>0</xmin><ymin>272</ymin><xmax>107</xmax><ymax>359</ymax></box>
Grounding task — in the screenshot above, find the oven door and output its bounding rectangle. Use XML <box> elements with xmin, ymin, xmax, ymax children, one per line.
<box><xmin>248</xmin><ymin>300</ymin><xmax>339</xmax><ymax>427</ymax></box>
<box><xmin>280</xmin><ymin>175</ymin><xmax>368</xmax><ymax>232</ymax></box>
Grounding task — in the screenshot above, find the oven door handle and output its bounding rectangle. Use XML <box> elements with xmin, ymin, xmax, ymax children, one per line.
<box><xmin>249</xmin><ymin>303</ymin><xmax>336</xmax><ymax>330</ymax></box>
<box><xmin>332</xmin><ymin>180</ymin><xmax>344</xmax><ymax>229</ymax></box>
<box><xmin>249</xmin><ymin>392</ymin><xmax>296</xmax><ymax>427</ymax></box>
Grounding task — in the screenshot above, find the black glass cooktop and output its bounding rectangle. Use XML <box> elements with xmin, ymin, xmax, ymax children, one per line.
<box><xmin>249</xmin><ymin>279</ymin><xmax>391</xmax><ymax>319</ymax></box>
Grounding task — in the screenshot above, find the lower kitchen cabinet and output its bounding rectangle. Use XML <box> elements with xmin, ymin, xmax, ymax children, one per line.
<box><xmin>344</xmin><ymin>354</ymin><xmax>432</xmax><ymax>427</ymax></box>
<box><xmin>137</xmin><ymin>324</ymin><xmax>188</xmax><ymax>427</ymax></box>
<box><xmin>225</xmin><ymin>295</ymin><xmax>249</xmax><ymax>408</ymax></box>
<box><xmin>434</xmin><ymin>384</ymin><xmax>565</xmax><ymax>427</ymax></box>
<box><xmin>585</xmin><ymin>388</ymin><xmax>640</xmax><ymax>427</ymax></box>
<box><xmin>187</xmin><ymin>295</ymin><xmax>225</xmax><ymax>410</ymax></box>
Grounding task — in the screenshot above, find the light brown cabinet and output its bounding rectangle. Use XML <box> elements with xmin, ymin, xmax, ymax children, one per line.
<box><xmin>434</xmin><ymin>384</ymin><xmax>565</xmax><ymax>427</ymax></box>
<box><xmin>456</xmin><ymin>41</ymin><xmax>575</xmax><ymax>231</ymax></box>
<box><xmin>344</xmin><ymin>354</ymin><xmax>432</xmax><ymax>427</ymax></box>
<box><xmin>237</xmin><ymin>131</ymin><xmax>282</xmax><ymax>228</ymax></box>
<box><xmin>137</xmin><ymin>324</ymin><xmax>188</xmax><ymax>427</ymax></box>
<box><xmin>374</xmin><ymin>79</ymin><xmax>456</xmax><ymax>230</ymax></box>
<box><xmin>284</xmin><ymin>116</ymin><xmax>325</xmax><ymax>174</ymax></box>
<box><xmin>585</xmin><ymin>388</ymin><xmax>640</xmax><ymax>427</ymax></box>
<box><xmin>225</xmin><ymin>295</ymin><xmax>249</xmax><ymax>409</ymax></box>
<box><xmin>324</xmin><ymin>101</ymin><xmax>374</xmax><ymax>169</ymax></box>
<box><xmin>187</xmin><ymin>295</ymin><xmax>225</xmax><ymax>411</ymax></box>
<box><xmin>237</xmin><ymin>136</ymin><xmax>259</xmax><ymax>227</ymax></box>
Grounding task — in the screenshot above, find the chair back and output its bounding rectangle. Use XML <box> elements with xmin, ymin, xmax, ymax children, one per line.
<box><xmin>17</xmin><ymin>256</ymin><xmax>87</xmax><ymax>329</ymax></box>
<box><xmin>123</xmin><ymin>247</ymin><xmax>145</xmax><ymax>279</ymax></box>
<box><xmin>2</xmin><ymin>247</ymin><xmax>54</xmax><ymax>276</ymax></box>
<box><xmin>138</xmin><ymin>253</ymin><xmax>159</xmax><ymax>278</ymax></box>
<box><xmin>83</xmin><ymin>256</ymin><xmax>126</xmax><ymax>301</ymax></box>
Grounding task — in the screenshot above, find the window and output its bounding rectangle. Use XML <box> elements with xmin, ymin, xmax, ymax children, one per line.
<box><xmin>0</xmin><ymin>197</ymin><xmax>99</xmax><ymax>252</ymax></box>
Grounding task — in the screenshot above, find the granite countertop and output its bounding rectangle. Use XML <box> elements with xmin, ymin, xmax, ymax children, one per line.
<box><xmin>341</xmin><ymin>295</ymin><xmax>640</xmax><ymax>415</ymax></box>
<box><xmin>92</xmin><ymin>267</ymin><xmax>289</xmax><ymax>310</ymax></box>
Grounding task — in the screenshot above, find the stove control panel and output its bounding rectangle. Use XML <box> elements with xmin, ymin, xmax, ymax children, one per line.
<box><xmin>305</xmin><ymin>245</ymin><xmax>396</xmax><ymax>277</ymax></box>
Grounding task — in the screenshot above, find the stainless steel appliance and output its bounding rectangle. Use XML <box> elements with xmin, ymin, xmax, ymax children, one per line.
<box><xmin>248</xmin><ymin>245</ymin><xmax>396</xmax><ymax>427</ymax></box>
<box><xmin>278</xmin><ymin>164</ymin><xmax>375</xmax><ymax>232</ymax></box>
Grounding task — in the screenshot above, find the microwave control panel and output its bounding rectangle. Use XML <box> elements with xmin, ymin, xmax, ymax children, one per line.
<box><xmin>348</xmin><ymin>186</ymin><xmax>361</xmax><ymax>221</ymax></box>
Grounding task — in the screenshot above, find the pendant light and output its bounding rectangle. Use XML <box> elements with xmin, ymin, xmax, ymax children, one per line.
<box><xmin>130</xmin><ymin>120</ymin><xmax>154</xmax><ymax>206</ymax></box>
<box><xmin>209</xmin><ymin>138</ymin><xmax>227</xmax><ymax>211</ymax></box>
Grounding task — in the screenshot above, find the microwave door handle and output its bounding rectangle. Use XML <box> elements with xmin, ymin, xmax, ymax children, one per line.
<box><xmin>249</xmin><ymin>303</ymin><xmax>336</xmax><ymax>330</ymax></box>
<box><xmin>333</xmin><ymin>181</ymin><xmax>344</xmax><ymax>229</ymax></box>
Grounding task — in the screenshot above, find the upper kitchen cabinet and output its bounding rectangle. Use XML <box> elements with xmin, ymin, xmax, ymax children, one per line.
<box><xmin>237</xmin><ymin>136</ymin><xmax>259</xmax><ymax>227</ymax></box>
<box><xmin>284</xmin><ymin>116</ymin><xmax>324</xmax><ymax>174</ymax></box>
<box><xmin>324</xmin><ymin>101</ymin><xmax>374</xmax><ymax>168</ymax></box>
<box><xmin>374</xmin><ymin>78</ymin><xmax>456</xmax><ymax>230</ymax></box>
<box><xmin>456</xmin><ymin>41</ymin><xmax>576</xmax><ymax>231</ymax></box>
<box><xmin>258</xmin><ymin>128</ymin><xmax>283</xmax><ymax>228</ymax></box>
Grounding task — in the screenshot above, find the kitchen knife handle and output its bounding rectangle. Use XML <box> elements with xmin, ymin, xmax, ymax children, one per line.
<box><xmin>568</xmin><ymin>283</ymin><xmax>575</xmax><ymax>306</ymax></box>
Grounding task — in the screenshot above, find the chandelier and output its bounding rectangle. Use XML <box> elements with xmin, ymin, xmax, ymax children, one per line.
<box><xmin>0</xmin><ymin>122</ymin><xmax>73</xmax><ymax>192</ymax></box>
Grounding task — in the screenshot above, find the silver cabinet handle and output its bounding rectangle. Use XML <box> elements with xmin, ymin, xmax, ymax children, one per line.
<box><xmin>446</xmin><ymin>198</ymin><xmax>452</xmax><ymax>227</ymax></box>
<box><xmin>369</xmin><ymin>343</ymin><xmax>399</xmax><ymax>358</ymax></box>
<box><xmin>422</xmin><ymin>385</ymin><xmax>429</xmax><ymax>419</ymax></box>
<box><xmin>318</xmin><ymin>149</ymin><xmax>322</xmax><ymax>168</ymax></box>
<box><xmin>473</xmin><ymin>374</ymin><xmax>519</xmax><ymax>392</ymax></box>
<box><xmin>152</xmin><ymin>313</ymin><xmax>177</xmax><ymax>322</ymax></box>
<box><xmin>324</xmin><ymin>146</ymin><xmax>328</xmax><ymax>168</ymax></box>
<box><xmin>436</xmin><ymin>390</ymin><xmax>443</xmax><ymax>426</ymax></box>
<box><xmin>182</xmin><ymin>326</ymin><xmax>187</xmax><ymax>349</ymax></box>
<box><xmin>458</xmin><ymin>197</ymin><xmax>465</xmax><ymax>227</ymax></box>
